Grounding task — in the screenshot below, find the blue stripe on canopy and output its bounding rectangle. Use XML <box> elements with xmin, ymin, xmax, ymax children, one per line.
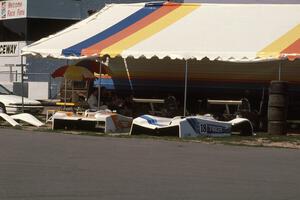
<box><xmin>62</xmin><ymin>2</ymin><xmax>164</xmax><ymax>57</ymax></box>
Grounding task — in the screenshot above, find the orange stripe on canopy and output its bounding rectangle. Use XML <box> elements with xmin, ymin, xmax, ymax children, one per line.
<box><xmin>81</xmin><ymin>2</ymin><xmax>181</xmax><ymax>56</ymax></box>
<box><xmin>257</xmin><ymin>24</ymin><xmax>300</xmax><ymax>59</ymax></box>
<box><xmin>281</xmin><ymin>38</ymin><xmax>300</xmax><ymax>61</ymax></box>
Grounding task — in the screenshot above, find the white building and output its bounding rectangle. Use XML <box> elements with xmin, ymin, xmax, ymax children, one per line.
<box><xmin>0</xmin><ymin>0</ymin><xmax>84</xmax><ymax>99</ymax></box>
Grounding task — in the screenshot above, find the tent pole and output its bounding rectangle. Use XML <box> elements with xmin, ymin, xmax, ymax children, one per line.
<box><xmin>21</xmin><ymin>55</ymin><xmax>24</xmax><ymax>113</ymax></box>
<box><xmin>97</xmin><ymin>58</ymin><xmax>102</xmax><ymax>110</ymax></box>
<box><xmin>71</xmin><ymin>81</ymin><xmax>74</xmax><ymax>102</ymax></box>
<box><xmin>64</xmin><ymin>60</ymin><xmax>68</xmax><ymax>110</ymax></box>
<box><xmin>48</xmin><ymin>74</ymin><xmax>52</xmax><ymax>99</ymax></box>
<box><xmin>64</xmin><ymin>78</ymin><xmax>67</xmax><ymax>110</ymax></box>
<box><xmin>123</xmin><ymin>58</ymin><xmax>133</xmax><ymax>91</ymax></box>
<box><xmin>183</xmin><ymin>60</ymin><xmax>188</xmax><ymax>117</ymax></box>
<box><xmin>278</xmin><ymin>61</ymin><xmax>282</xmax><ymax>81</ymax></box>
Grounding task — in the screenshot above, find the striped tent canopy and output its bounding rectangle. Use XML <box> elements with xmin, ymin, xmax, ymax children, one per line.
<box><xmin>22</xmin><ymin>2</ymin><xmax>300</xmax><ymax>62</ymax></box>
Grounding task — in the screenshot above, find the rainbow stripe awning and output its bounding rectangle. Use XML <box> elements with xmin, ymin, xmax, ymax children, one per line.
<box><xmin>22</xmin><ymin>2</ymin><xmax>300</xmax><ymax>62</ymax></box>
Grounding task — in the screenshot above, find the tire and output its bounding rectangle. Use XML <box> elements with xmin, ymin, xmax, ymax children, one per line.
<box><xmin>232</xmin><ymin>120</ymin><xmax>253</xmax><ymax>136</ymax></box>
<box><xmin>240</xmin><ymin>121</ymin><xmax>253</xmax><ymax>136</ymax></box>
<box><xmin>268</xmin><ymin>94</ymin><xmax>287</xmax><ymax>107</ymax></box>
<box><xmin>0</xmin><ymin>103</ymin><xmax>6</xmax><ymax>114</ymax></box>
<box><xmin>269</xmin><ymin>81</ymin><xmax>288</xmax><ymax>94</ymax></box>
<box><xmin>238</xmin><ymin>111</ymin><xmax>259</xmax><ymax>132</ymax></box>
<box><xmin>259</xmin><ymin>117</ymin><xmax>268</xmax><ymax>132</ymax></box>
<box><xmin>268</xmin><ymin>121</ymin><xmax>287</xmax><ymax>135</ymax></box>
<box><xmin>268</xmin><ymin>107</ymin><xmax>287</xmax><ymax>121</ymax></box>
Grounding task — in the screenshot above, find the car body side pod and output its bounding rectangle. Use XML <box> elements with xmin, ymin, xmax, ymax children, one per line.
<box><xmin>0</xmin><ymin>113</ymin><xmax>20</xmax><ymax>127</ymax></box>
<box><xmin>11</xmin><ymin>113</ymin><xmax>44</xmax><ymax>127</ymax></box>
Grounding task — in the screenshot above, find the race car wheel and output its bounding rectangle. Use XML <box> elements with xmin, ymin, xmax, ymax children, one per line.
<box><xmin>240</xmin><ymin>121</ymin><xmax>253</xmax><ymax>136</ymax></box>
<box><xmin>0</xmin><ymin>103</ymin><xmax>6</xmax><ymax>113</ymax></box>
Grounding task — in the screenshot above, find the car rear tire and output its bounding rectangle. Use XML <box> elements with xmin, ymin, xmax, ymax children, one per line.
<box><xmin>239</xmin><ymin>121</ymin><xmax>253</xmax><ymax>136</ymax></box>
<box><xmin>0</xmin><ymin>103</ymin><xmax>6</xmax><ymax>113</ymax></box>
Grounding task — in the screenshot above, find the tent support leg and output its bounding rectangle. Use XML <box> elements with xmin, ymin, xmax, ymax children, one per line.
<box><xmin>123</xmin><ymin>58</ymin><xmax>133</xmax><ymax>91</ymax></box>
<box><xmin>64</xmin><ymin>78</ymin><xmax>67</xmax><ymax>110</ymax></box>
<box><xmin>183</xmin><ymin>60</ymin><xmax>188</xmax><ymax>117</ymax></box>
<box><xmin>71</xmin><ymin>81</ymin><xmax>74</xmax><ymax>102</ymax></box>
<box><xmin>64</xmin><ymin>60</ymin><xmax>69</xmax><ymax>110</ymax></box>
<box><xmin>21</xmin><ymin>55</ymin><xmax>24</xmax><ymax>113</ymax></box>
<box><xmin>97</xmin><ymin>58</ymin><xmax>102</xmax><ymax>110</ymax></box>
<box><xmin>278</xmin><ymin>61</ymin><xmax>282</xmax><ymax>81</ymax></box>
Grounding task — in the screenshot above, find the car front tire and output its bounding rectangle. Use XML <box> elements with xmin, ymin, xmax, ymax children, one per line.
<box><xmin>0</xmin><ymin>103</ymin><xmax>6</xmax><ymax>113</ymax></box>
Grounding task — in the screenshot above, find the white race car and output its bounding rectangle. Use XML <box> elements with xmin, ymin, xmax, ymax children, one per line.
<box><xmin>0</xmin><ymin>84</ymin><xmax>43</xmax><ymax>114</ymax></box>
<box><xmin>130</xmin><ymin>114</ymin><xmax>253</xmax><ymax>137</ymax></box>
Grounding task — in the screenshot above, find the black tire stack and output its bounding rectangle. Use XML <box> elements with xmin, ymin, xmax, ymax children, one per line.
<box><xmin>268</xmin><ymin>81</ymin><xmax>288</xmax><ymax>135</ymax></box>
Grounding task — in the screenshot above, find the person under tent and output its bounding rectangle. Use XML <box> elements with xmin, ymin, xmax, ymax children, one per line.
<box><xmin>87</xmin><ymin>88</ymin><xmax>98</xmax><ymax>110</ymax></box>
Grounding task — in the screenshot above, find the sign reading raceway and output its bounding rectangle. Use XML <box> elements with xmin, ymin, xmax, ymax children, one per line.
<box><xmin>0</xmin><ymin>0</ymin><xmax>26</xmax><ymax>20</ymax></box>
<box><xmin>0</xmin><ymin>42</ymin><xmax>19</xmax><ymax>56</ymax></box>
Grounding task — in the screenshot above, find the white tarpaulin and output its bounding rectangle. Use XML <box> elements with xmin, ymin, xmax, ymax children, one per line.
<box><xmin>22</xmin><ymin>2</ymin><xmax>300</xmax><ymax>62</ymax></box>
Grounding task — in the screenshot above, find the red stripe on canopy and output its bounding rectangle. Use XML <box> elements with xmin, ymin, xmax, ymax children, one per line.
<box><xmin>281</xmin><ymin>38</ymin><xmax>300</xmax><ymax>61</ymax></box>
<box><xmin>81</xmin><ymin>2</ymin><xmax>181</xmax><ymax>56</ymax></box>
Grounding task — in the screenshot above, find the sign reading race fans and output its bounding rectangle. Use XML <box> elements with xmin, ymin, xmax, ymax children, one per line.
<box><xmin>0</xmin><ymin>0</ymin><xmax>26</xmax><ymax>20</ymax></box>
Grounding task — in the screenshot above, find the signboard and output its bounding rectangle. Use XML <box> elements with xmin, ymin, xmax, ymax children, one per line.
<box><xmin>27</xmin><ymin>0</ymin><xmax>81</xmax><ymax>20</ymax></box>
<box><xmin>0</xmin><ymin>42</ymin><xmax>19</xmax><ymax>57</ymax></box>
<box><xmin>0</xmin><ymin>0</ymin><xmax>27</xmax><ymax>20</ymax></box>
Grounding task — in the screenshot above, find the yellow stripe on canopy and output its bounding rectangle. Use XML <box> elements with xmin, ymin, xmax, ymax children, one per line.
<box><xmin>100</xmin><ymin>4</ymin><xmax>200</xmax><ymax>57</ymax></box>
<box><xmin>258</xmin><ymin>24</ymin><xmax>300</xmax><ymax>58</ymax></box>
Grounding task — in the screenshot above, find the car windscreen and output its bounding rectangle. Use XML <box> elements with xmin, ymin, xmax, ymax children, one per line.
<box><xmin>0</xmin><ymin>85</ymin><xmax>12</xmax><ymax>95</ymax></box>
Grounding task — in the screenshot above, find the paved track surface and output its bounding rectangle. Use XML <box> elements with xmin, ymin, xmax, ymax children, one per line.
<box><xmin>0</xmin><ymin>128</ymin><xmax>299</xmax><ymax>200</ymax></box>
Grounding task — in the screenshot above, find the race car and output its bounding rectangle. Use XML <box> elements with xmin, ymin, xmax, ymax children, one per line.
<box><xmin>130</xmin><ymin>114</ymin><xmax>253</xmax><ymax>137</ymax></box>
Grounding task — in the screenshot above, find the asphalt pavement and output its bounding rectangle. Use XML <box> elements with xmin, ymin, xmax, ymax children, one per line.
<box><xmin>0</xmin><ymin>128</ymin><xmax>299</xmax><ymax>200</ymax></box>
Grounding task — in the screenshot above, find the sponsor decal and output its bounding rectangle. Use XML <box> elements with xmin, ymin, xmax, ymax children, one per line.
<box><xmin>0</xmin><ymin>42</ymin><xmax>19</xmax><ymax>56</ymax></box>
<box><xmin>186</xmin><ymin>118</ymin><xmax>231</xmax><ymax>135</ymax></box>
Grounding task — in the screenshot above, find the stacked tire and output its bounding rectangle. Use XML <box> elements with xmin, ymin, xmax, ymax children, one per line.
<box><xmin>268</xmin><ymin>81</ymin><xmax>288</xmax><ymax>135</ymax></box>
